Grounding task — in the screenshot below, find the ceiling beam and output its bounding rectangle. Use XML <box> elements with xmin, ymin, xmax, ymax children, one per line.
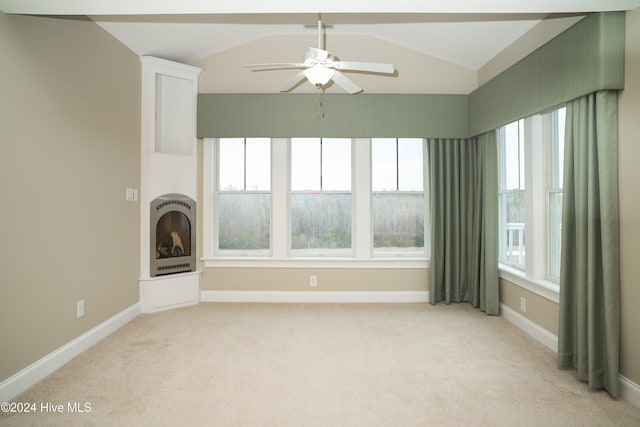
<box><xmin>1</xmin><ymin>0</ymin><xmax>639</xmax><ymax>16</ymax></box>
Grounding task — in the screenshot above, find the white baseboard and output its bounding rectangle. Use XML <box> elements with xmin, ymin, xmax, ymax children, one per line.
<box><xmin>620</xmin><ymin>375</ymin><xmax>640</xmax><ymax>408</ymax></box>
<box><xmin>201</xmin><ymin>290</ymin><xmax>429</xmax><ymax>303</ymax></box>
<box><xmin>499</xmin><ymin>303</ymin><xmax>558</xmax><ymax>353</ymax></box>
<box><xmin>0</xmin><ymin>303</ymin><xmax>140</xmax><ymax>403</ymax></box>
<box><xmin>500</xmin><ymin>303</ymin><xmax>640</xmax><ymax>409</ymax></box>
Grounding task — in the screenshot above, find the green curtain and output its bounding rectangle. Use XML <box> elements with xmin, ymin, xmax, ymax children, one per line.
<box><xmin>558</xmin><ymin>90</ymin><xmax>620</xmax><ymax>397</ymax></box>
<box><xmin>428</xmin><ymin>134</ymin><xmax>499</xmax><ymax>314</ymax></box>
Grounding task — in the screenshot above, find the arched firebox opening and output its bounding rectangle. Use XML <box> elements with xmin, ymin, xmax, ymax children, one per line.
<box><xmin>150</xmin><ymin>194</ymin><xmax>196</xmax><ymax>276</ymax></box>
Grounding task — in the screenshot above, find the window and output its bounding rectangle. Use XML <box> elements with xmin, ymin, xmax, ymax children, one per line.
<box><xmin>215</xmin><ymin>138</ymin><xmax>271</xmax><ymax>255</ymax></box>
<box><xmin>371</xmin><ymin>138</ymin><xmax>426</xmax><ymax>255</ymax></box>
<box><xmin>498</xmin><ymin>120</ymin><xmax>526</xmax><ymax>269</ymax></box>
<box><xmin>497</xmin><ymin>106</ymin><xmax>566</xmax><ymax>288</ymax></box>
<box><xmin>546</xmin><ymin>108</ymin><xmax>565</xmax><ymax>279</ymax></box>
<box><xmin>203</xmin><ymin>137</ymin><xmax>428</xmax><ymax>266</ymax></box>
<box><xmin>291</xmin><ymin>138</ymin><xmax>352</xmax><ymax>255</ymax></box>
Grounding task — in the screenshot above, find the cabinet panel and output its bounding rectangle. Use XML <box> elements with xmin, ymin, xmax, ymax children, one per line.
<box><xmin>155</xmin><ymin>74</ymin><xmax>194</xmax><ymax>155</ymax></box>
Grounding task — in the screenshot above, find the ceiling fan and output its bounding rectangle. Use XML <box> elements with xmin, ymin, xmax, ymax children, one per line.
<box><xmin>244</xmin><ymin>15</ymin><xmax>395</xmax><ymax>95</ymax></box>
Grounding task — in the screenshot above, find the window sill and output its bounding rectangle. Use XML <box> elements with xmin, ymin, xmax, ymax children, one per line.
<box><xmin>499</xmin><ymin>264</ymin><xmax>559</xmax><ymax>303</ymax></box>
<box><xmin>202</xmin><ymin>257</ymin><xmax>429</xmax><ymax>269</ymax></box>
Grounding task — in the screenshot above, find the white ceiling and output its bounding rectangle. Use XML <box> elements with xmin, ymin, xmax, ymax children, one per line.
<box><xmin>91</xmin><ymin>14</ymin><xmax>556</xmax><ymax>69</ymax></box>
<box><xmin>2</xmin><ymin>0</ymin><xmax>639</xmax><ymax>82</ymax></box>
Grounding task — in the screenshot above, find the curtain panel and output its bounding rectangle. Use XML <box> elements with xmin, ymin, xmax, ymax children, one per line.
<box><xmin>558</xmin><ymin>90</ymin><xmax>620</xmax><ymax>397</ymax></box>
<box><xmin>428</xmin><ymin>134</ymin><xmax>499</xmax><ymax>314</ymax></box>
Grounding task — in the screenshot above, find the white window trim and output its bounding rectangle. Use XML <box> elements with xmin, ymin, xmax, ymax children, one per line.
<box><xmin>202</xmin><ymin>137</ymin><xmax>429</xmax><ymax>268</ymax></box>
<box><xmin>499</xmin><ymin>264</ymin><xmax>559</xmax><ymax>303</ymax></box>
<box><xmin>202</xmin><ymin>138</ymin><xmax>214</xmax><ymax>258</ymax></box>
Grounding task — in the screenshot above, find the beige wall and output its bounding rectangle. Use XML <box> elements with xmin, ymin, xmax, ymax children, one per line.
<box><xmin>193</xmin><ymin>35</ymin><xmax>477</xmax><ymax>94</ymax></box>
<box><xmin>618</xmin><ymin>7</ymin><xmax>640</xmax><ymax>386</ymax></box>
<box><xmin>499</xmin><ymin>279</ymin><xmax>559</xmax><ymax>335</ymax></box>
<box><xmin>0</xmin><ymin>13</ymin><xmax>141</xmax><ymax>382</ymax></box>
<box><xmin>201</xmin><ymin>268</ymin><xmax>428</xmax><ymax>292</ymax></box>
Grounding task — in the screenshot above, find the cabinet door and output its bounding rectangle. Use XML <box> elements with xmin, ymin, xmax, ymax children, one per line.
<box><xmin>155</xmin><ymin>73</ymin><xmax>194</xmax><ymax>155</ymax></box>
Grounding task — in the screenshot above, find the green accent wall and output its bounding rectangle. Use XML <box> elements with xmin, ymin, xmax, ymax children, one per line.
<box><xmin>197</xmin><ymin>12</ymin><xmax>625</xmax><ymax>139</ymax></box>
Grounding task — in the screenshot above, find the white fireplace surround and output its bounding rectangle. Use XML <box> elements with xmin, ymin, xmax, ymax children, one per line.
<box><xmin>139</xmin><ymin>56</ymin><xmax>201</xmax><ymax>313</ymax></box>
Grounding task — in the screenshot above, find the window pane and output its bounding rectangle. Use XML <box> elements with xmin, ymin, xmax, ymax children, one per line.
<box><xmin>519</xmin><ymin>119</ymin><xmax>525</xmax><ymax>188</ymax></box>
<box><xmin>291</xmin><ymin>138</ymin><xmax>320</xmax><ymax>191</ymax></box>
<box><xmin>218</xmin><ymin>193</ymin><xmax>270</xmax><ymax>250</ymax></box>
<box><xmin>373</xmin><ymin>194</ymin><xmax>424</xmax><ymax>252</ymax></box>
<box><xmin>547</xmin><ymin>107</ymin><xmax>565</xmax><ymax>279</ymax></box>
<box><xmin>246</xmin><ymin>138</ymin><xmax>270</xmax><ymax>191</ymax></box>
<box><xmin>219</xmin><ymin>138</ymin><xmax>244</xmax><ymax>191</ymax></box>
<box><xmin>291</xmin><ymin>193</ymin><xmax>351</xmax><ymax>250</ymax></box>
<box><xmin>549</xmin><ymin>192</ymin><xmax>562</xmax><ymax>278</ymax></box>
<box><xmin>372</xmin><ymin>138</ymin><xmax>397</xmax><ymax>191</ymax></box>
<box><xmin>552</xmin><ymin>108</ymin><xmax>565</xmax><ymax>189</ymax></box>
<box><xmin>398</xmin><ymin>138</ymin><xmax>423</xmax><ymax>191</ymax></box>
<box><xmin>322</xmin><ymin>138</ymin><xmax>351</xmax><ymax>191</ymax></box>
<box><xmin>504</xmin><ymin>121</ymin><xmax>524</xmax><ymax>191</ymax></box>
<box><xmin>499</xmin><ymin>191</ymin><xmax>526</xmax><ymax>268</ymax></box>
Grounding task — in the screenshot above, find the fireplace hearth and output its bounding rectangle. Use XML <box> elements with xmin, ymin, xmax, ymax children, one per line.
<box><xmin>150</xmin><ymin>193</ymin><xmax>196</xmax><ymax>276</ymax></box>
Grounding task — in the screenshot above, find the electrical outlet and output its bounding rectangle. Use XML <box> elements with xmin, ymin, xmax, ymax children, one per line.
<box><xmin>77</xmin><ymin>300</ymin><xmax>85</xmax><ymax>318</ymax></box>
<box><xmin>520</xmin><ymin>297</ymin><xmax>527</xmax><ymax>313</ymax></box>
<box><xmin>309</xmin><ymin>275</ymin><xmax>318</xmax><ymax>287</ymax></box>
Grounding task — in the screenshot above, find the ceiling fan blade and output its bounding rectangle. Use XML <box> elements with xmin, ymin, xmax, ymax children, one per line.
<box><xmin>244</xmin><ymin>63</ymin><xmax>306</xmax><ymax>70</ymax></box>
<box><xmin>332</xmin><ymin>61</ymin><xmax>394</xmax><ymax>74</ymax></box>
<box><xmin>331</xmin><ymin>71</ymin><xmax>362</xmax><ymax>95</ymax></box>
<box><xmin>279</xmin><ymin>71</ymin><xmax>308</xmax><ymax>92</ymax></box>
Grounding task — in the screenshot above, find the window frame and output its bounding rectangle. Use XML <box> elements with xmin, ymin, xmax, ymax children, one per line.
<box><xmin>544</xmin><ymin>108</ymin><xmax>565</xmax><ymax>282</ymax></box>
<box><xmin>202</xmin><ymin>137</ymin><xmax>429</xmax><ymax>269</ymax></box>
<box><xmin>497</xmin><ymin>106</ymin><xmax>566</xmax><ymax>301</ymax></box>
<box><xmin>213</xmin><ymin>137</ymin><xmax>272</xmax><ymax>257</ymax></box>
<box><xmin>370</xmin><ymin>138</ymin><xmax>428</xmax><ymax>257</ymax></box>
<box><xmin>289</xmin><ymin>137</ymin><xmax>354</xmax><ymax>257</ymax></box>
<box><xmin>497</xmin><ymin>120</ymin><xmax>526</xmax><ymax>270</ymax></box>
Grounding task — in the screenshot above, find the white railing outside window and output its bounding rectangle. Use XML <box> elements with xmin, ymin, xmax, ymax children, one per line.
<box><xmin>505</xmin><ymin>222</ymin><xmax>525</xmax><ymax>266</ymax></box>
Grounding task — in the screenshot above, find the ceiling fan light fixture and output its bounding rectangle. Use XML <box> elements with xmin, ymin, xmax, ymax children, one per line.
<box><xmin>303</xmin><ymin>64</ymin><xmax>335</xmax><ymax>86</ymax></box>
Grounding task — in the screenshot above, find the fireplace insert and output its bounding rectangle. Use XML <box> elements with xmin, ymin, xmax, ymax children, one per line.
<box><xmin>150</xmin><ymin>193</ymin><xmax>196</xmax><ymax>276</ymax></box>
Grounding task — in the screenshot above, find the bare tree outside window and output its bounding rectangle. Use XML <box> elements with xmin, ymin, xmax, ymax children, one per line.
<box><xmin>291</xmin><ymin>138</ymin><xmax>352</xmax><ymax>255</ymax></box>
<box><xmin>372</xmin><ymin>138</ymin><xmax>425</xmax><ymax>255</ymax></box>
<box><xmin>217</xmin><ymin>138</ymin><xmax>271</xmax><ymax>254</ymax></box>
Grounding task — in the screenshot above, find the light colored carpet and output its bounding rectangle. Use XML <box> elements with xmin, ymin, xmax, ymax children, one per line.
<box><xmin>2</xmin><ymin>302</ymin><xmax>640</xmax><ymax>426</ymax></box>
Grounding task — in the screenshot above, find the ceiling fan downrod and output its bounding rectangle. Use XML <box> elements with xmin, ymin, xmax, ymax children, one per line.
<box><xmin>317</xmin><ymin>14</ymin><xmax>323</xmax><ymax>50</ymax></box>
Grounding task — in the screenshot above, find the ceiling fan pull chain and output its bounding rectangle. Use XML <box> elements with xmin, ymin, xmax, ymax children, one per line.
<box><xmin>314</xmin><ymin>88</ymin><xmax>325</xmax><ymax>118</ymax></box>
